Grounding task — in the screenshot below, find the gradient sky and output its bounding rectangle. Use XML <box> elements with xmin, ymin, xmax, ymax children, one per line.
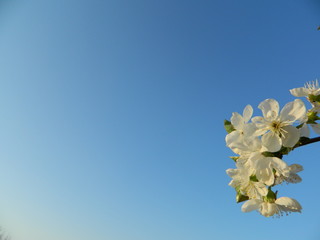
<box><xmin>0</xmin><ymin>1</ymin><xmax>320</xmax><ymax>240</ymax></box>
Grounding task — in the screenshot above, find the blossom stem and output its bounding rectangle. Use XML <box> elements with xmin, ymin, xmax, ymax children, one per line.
<box><xmin>295</xmin><ymin>136</ymin><xmax>320</xmax><ymax>148</ymax></box>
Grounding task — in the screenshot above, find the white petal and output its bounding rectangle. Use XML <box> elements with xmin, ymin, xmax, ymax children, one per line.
<box><xmin>281</xmin><ymin>125</ymin><xmax>300</xmax><ymax>148</ymax></box>
<box><xmin>256</xmin><ymin>168</ymin><xmax>274</xmax><ymax>186</ymax></box>
<box><xmin>245</xmin><ymin>136</ymin><xmax>262</xmax><ymax>152</ymax></box>
<box><xmin>231</xmin><ymin>112</ymin><xmax>244</xmax><ymax>130</ymax></box>
<box><xmin>289</xmin><ymin>164</ymin><xmax>303</xmax><ymax>173</ymax></box>
<box><xmin>251</xmin><ymin>116</ymin><xmax>264</xmax><ymax>124</ymax></box>
<box><xmin>275</xmin><ymin>197</ymin><xmax>302</xmax><ymax>212</ymax></box>
<box><xmin>241</xmin><ymin>199</ymin><xmax>262</xmax><ymax>212</ymax></box>
<box><xmin>246</xmin><ymin>182</ymin><xmax>268</xmax><ymax>199</ymax></box>
<box><xmin>310</xmin><ymin>124</ymin><xmax>320</xmax><ymax>135</ymax></box>
<box><xmin>225</xmin><ymin>131</ymin><xmax>242</xmax><ymax>147</ymax></box>
<box><xmin>313</xmin><ymin>88</ymin><xmax>320</xmax><ymax>95</ymax></box>
<box><xmin>256</xmin><ymin>183</ymin><xmax>268</xmax><ymax>196</ymax></box>
<box><xmin>248</xmin><ymin>152</ymin><xmax>264</xmax><ymax>163</ymax></box>
<box><xmin>300</xmin><ymin>124</ymin><xmax>310</xmax><ymax>138</ymax></box>
<box><xmin>254</xmin><ymin>128</ymin><xmax>268</xmax><ymax>137</ymax></box>
<box><xmin>258</xmin><ymin>99</ymin><xmax>279</xmax><ymax>121</ymax></box>
<box><xmin>229</xmin><ymin>147</ymin><xmax>243</xmax><ymax>155</ymax></box>
<box><xmin>311</xmin><ymin>103</ymin><xmax>320</xmax><ymax>112</ymax></box>
<box><xmin>262</xmin><ymin>132</ymin><xmax>282</xmax><ymax>152</ymax></box>
<box><xmin>243</xmin><ymin>123</ymin><xmax>257</xmax><ymax>138</ymax></box>
<box><xmin>260</xmin><ymin>202</ymin><xmax>277</xmax><ymax>217</ymax></box>
<box><xmin>271</xmin><ymin>157</ymin><xmax>288</xmax><ymax>171</ymax></box>
<box><xmin>229</xmin><ymin>179</ymin><xmax>238</xmax><ymax>188</ymax></box>
<box><xmin>286</xmin><ymin>173</ymin><xmax>302</xmax><ymax>183</ymax></box>
<box><xmin>243</xmin><ymin>105</ymin><xmax>253</xmax><ymax>123</ymax></box>
<box><xmin>280</xmin><ymin>99</ymin><xmax>306</xmax><ymax>123</ymax></box>
<box><xmin>226</xmin><ymin>168</ymin><xmax>238</xmax><ymax>177</ymax></box>
<box><xmin>289</xmin><ymin>87</ymin><xmax>309</xmax><ymax>97</ymax></box>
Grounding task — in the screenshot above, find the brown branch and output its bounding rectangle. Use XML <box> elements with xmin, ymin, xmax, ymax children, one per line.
<box><xmin>295</xmin><ymin>136</ymin><xmax>320</xmax><ymax>148</ymax></box>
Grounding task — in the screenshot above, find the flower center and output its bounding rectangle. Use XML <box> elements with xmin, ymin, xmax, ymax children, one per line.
<box><xmin>270</xmin><ymin>121</ymin><xmax>287</xmax><ymax>136</ymax></box>
<box><xmin>271</xmin><ymin>121</ymin><xmax>281</xmax><ymax>131</ymax></box>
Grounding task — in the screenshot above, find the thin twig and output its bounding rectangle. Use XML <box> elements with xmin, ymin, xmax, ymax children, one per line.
<box><xmin>295</xmin><ymin>136</ymin><xmax>320</xmax><ymax>148</ymax></box>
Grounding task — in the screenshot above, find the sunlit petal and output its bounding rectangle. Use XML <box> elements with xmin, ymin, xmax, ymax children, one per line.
<box><xmin>261</xmin><ymin>132</ymin><xmax>282</xmax><ymax>152</ymax></box>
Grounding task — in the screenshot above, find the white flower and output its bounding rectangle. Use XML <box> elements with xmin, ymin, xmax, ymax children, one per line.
<box><xmin>226</xmin><ymin>167</ymin><xmax>268</xmax><ymax>199</ymax></box>
<box><xmin>252</xmin><ymin>99</ymin><xmax>306</xmax><ymax>152</ymax></box>
<box><xmin>247</xmin><ymin>152</ymin><xmax>288</xmax><ymax>186</ymax></box>
<box><xmin>298</xmin><ymin>110</ymin><xmax>320</xmax><ymax>137</ymax></box>
<box><xmin>290</xmin><ymin>80</ymin><xmax>320</xmax><ymax>111</ymax></box>
<box><xmin>227</xmin><ymin>137</ymin><xmax>287</xmax><ymax>186</ymax></box>
<box><xmin>275</xmin><ymin>164</ymin><xmax>303</xmax><ymax>185</ymax></box>
<box><xmin>226</xmin><ymin>105</ymin><xmax>257</xmax><ymax>152</ymax></box>
<box><xmin>242</xmin><ymin>197</ymin><xmax>302</xmax><ymax>217</ymax></box>
<box><xmin>228</xmin><ymin>136</ymin><xmax>264</xmax><ymax>160</ymax></box>
<box><xmin>290</xmin><ymin>80</ymin><xmax>320</xmax><ymax>97</ymax></box>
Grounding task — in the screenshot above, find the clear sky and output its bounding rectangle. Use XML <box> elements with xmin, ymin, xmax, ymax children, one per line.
<box><xmin>0</xmin><ymin>0</ymin><xmax>319</xmax><ymax>239</ymax></box>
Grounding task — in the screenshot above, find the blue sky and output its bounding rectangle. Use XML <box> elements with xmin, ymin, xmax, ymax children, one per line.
<box><xmin>0</xmin><ymin>0</ymin><xmax>319</xmax><ymax>239</ymax></box>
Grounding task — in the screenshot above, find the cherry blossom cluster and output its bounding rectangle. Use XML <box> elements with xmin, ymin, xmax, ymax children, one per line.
<box><xmin>225</xmin><ymin>80</ymin><xmax>320</xmax><ymax>217</ymax></box>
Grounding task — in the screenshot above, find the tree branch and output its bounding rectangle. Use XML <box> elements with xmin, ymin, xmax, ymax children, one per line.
<box><xmin>295</xmin><ymin>136</ymin><xmax>320</xmax><ymax>148</ymax></box>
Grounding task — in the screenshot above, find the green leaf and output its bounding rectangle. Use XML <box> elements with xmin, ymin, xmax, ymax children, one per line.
<box><xmin>230</xmin><ymin>156</ymin><xmax>239</xmax><ymax>162</ymax></box>
<box><xmin>224</xmin><ymin>120</ymin><xmax>235</xmax><ymax>133</ymax></box>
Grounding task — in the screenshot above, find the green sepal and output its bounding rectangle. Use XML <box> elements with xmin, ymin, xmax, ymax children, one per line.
<box><xmin>261</xmin><ymin>150</ymin><xmax>282</xmax><ymax>159</ymax></box>
<box><xmin>249</xmin><ymin>175</ymin><xmax>259</xmax><ymax>182</ymax></box>
<box><xmin>307</xmin><ymin>110</ymin><xmax>320</xmax><ymax>124</ymax></box>
<box><xmin>230</xmin><ymin>156</ymin><xmax>239</xmax><ymax>162</ymax></box>
<box><xmin>236</xmin><ymin>192</ymin><xmax>249</xmax><ymax>203</ymax></box>
<box><xmin>264</xmin><ymin>188</ymin><xmax>277</xmax><ymax>203</ymax></box>
<box><xmin>264</xmin><ymin>187</ymin><xmax>278</xmax><ymax>203</ymax></box>
<box><xmin>308</xmin><ymin>94</ymin><xmax>320</xmax><ymax>103</ymax></box>
<box><xmin>261</xmin><ymin>146</ymin><xmax>292</xmax><ymax>159</ymax></box>
<box><xmin>235</xmin><ymin>186</ymin><xmax>249</xmax><ymax>203</ymax></box>
<box><xmin>224</xmin><ymin>120</ymin><xmax>235</xmax><ymax>133</ymax></box>
<box><xmin>261</xmin><ymin>151</ymin><xmax>275</xmax><ymax>157</ymax></box>
<box><xmin>296</xmin><ymin>123</ymin><xmax>304</xmax><ymax>129</ymax></box>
